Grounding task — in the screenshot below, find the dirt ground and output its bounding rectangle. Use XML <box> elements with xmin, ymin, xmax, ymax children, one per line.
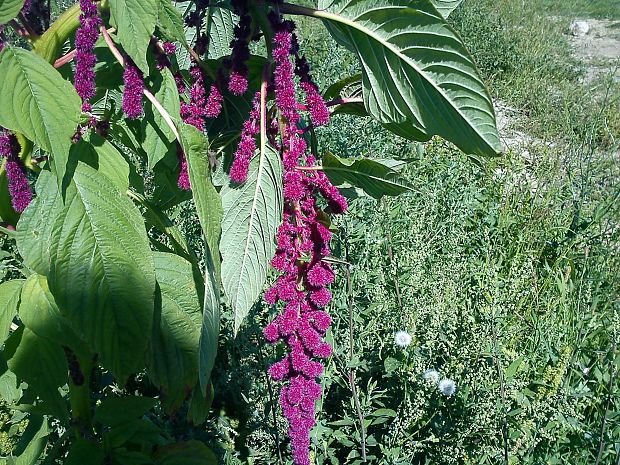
<box><xmin>569</xmin><ymin>18</ymin><xmax>620</xmax><ymax>83</ymax></box>
<box><xmin>496</xmin><ymin>17</ymin><xmax>619</xmax><ymax>153</ymax></box>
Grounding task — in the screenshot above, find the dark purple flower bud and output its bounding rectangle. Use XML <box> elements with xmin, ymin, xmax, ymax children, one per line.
<box><xmin>177</xmin><ymin>146</ymin><xmax>190</xmax><ymax>190</ymax></box>
<box><xmin>122</xmin><ymin>59</ymin><xmax>144</xmax><ymax>119</ymax></box>
<box><xmin>0</xmin><ymin>131</ymin><xmax>32</xmax><ymax>213</ymax></box>
<box><xmin>74</xmin><ymin>0</ymin><xmax>102</xmax><ymax>112</ymax></box>
<box><xmin>162</xmin><ymin>41</ymin><xmax>176</xmax><ymax>55</ymax></box>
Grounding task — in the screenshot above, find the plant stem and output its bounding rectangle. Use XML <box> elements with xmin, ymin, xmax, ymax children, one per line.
<box><xmin>100</xmin><ymin>26</ymin><xmax>180</xmax><ymax>141</ymax></box>
<box><xmin>297</xmin><ymin>98</ymin><xmax>363</xmax><ymax>111</ymax></box>
<box><xmin>345</xmin><ymin>238</ymin><xmax>367</xmax><ymax>462</ymax></box>
<box><xmin>66</xmin><ymin>351</ymin><xmax>94</xmax><ymax>439</ymax></box>
<box><xmin>53</xmin><ymin>27</ymin><xmax>116</xmax><ymax>68</ymax></box>
<box><xmin>594</xmin><ymin>340</ymin><xmax>618</xmax><ymax>465</ymax></box>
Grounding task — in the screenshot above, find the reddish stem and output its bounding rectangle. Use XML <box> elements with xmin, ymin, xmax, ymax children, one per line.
<box><xmin>296</xmin><ymin>97</ymin><xmax>363</xmax><ymax>111</ymax></box>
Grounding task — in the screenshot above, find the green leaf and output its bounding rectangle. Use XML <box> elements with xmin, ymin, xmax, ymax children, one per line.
<box><xmin>157</xmin><ymin>0</ymin><xmax>188</xmax><ymax>46</ymax></box>
<box><xmin>322</xmin><ymin>152</ymin><xmax>412</xmax><ymax>199</ymax></box>
<box><xmin>179</xmin><ymin>123</ymin><xmax>222</xmax><ymax>390</ymax></box>
<box><xmin>18</xmin><ymin>274</ymin><xmax>91</xmax><ymax>359</ymax></box>
<box><xmin>505</xmin><ymin>355</ymin><xmax>525</xmax><ymax>380</ymax></box>
<box><xmin>16</xmin><ymin>167</ymin><xmax>156</xmax><ymax>382</ymax></box>
<box><xmin>109</xmin><ymin>0</ymin><xmax>158</xmax><ymax>73</ymax></box>
<box><xmin>430</xmin><ymin>0</ymin><xmax>463</xmax><ymax>18</ymax></box>
<box><xmin>186</xmin><ymin>382</ymin><xmax>213</xmax><ymax>425</ymax></box>
<box><xmin>0</xmin><ymin>279</ymin><xmax>23</xmax><ymax>344</ymax></box>
<box><xmin>314</xmin><ymin>0</ymin><xmax>501</xmax><ymax>156</ymax></box>
<box><xmin>0</xmin><ymin>0</ymin><xmax>24</xmax><ymax>25</ymax></box>
<box><xmin>94</xmin><ymin>396</ymin><xmax>157</xmax><ymax>427</ymax></box>
<box><xmin>7</xmin><ymin>328</ymin><xmax>68</xmax><ymax>420</ymax></box>
<box><xmin>205</xmin><ymin>7</ymin><xmax>235</xmax><ymax>59</ymax></box>
<box><xmin>153</xmin><ymin>440</ymin><xmax>218</xmax><ymax>465</ymax></box>
<box><xmin>0</xmin><ymin>47</ymin><xmax>82</xmax><ymax>186</ymax></box>
<box><xmin>220</xmin><ymin>145</ymin><xmax>283</xmax><ymax>334</ymax></box>
<box><xmin>66</xmin><ymin>439</ymin><xmax>105</xmax><ymax>465</ymax></box>
<box><xmin>149</xmin><ymin>252</ymin><xmax>201</xmax><ymax>412</ymax></box>
<box><xmin>78</xmin><ymin>134</ymin><xmax>131</xmax><ymax>192</ymax></box>
<box><xmin>14</xmin><ymin>416</ymin><xmax>50</xmax><ymax>465</ymax></box>
<box><xmin>143</xmin><ymin>68</ymin><xmax>180</xmax><ymax>170</ymax></box>
<box><xmin>110</xmin><ymin>448</ymin><xmax>153</xmax><ymax>465</ymax></box>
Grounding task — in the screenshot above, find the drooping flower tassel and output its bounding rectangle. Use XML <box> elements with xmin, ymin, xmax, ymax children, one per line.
<box><xmin>74</xmin><ymin>0</ymin><xmax>102</xmax><ymax>112</ymax></box>
<box><xmin>261</xmin><ymin>18</ymin><xmax>347</xmax><ymax>465</ymax></box>
<box><xmin>0</xmin><ymin>131</ymin><xmax>33</xmax><ymax>213</ymax></box>
<box><xmin>122</xmin><ymin>59</ymin><xmax>144</xmax><ymax>119</ymax></box>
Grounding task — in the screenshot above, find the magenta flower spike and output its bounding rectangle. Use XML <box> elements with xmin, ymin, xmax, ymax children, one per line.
<box><xmin>260</xmin><ymin>17</ymin><xmax>348</xmax><ymax>465</ymax></box>
<box><xmin>0</xmin><ymin>131</ymin><xmax>32</xmax><ymax>213</ymax></box>
<box><xmin>230</xmin><ymin>92</ymin><xmax>261</xmax><ymax>183</ymax></box>
<box><xmin>122</xmin><ymin>59</ymin><xmax>145</xmax><ymax>119</ymax></box>
<box><xmin>74</xmin><ymin>0</ymin><xmax>102</xmax><ymax>112</ymax></box>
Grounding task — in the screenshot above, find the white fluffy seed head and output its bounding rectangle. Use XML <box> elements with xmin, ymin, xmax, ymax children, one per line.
<box><xmin>423</xmin><ymin>369</ymin><xmax>440</xmax><ymax>384</ymax></box>
<box><xmin>394</xmin><ymin>330</ymin><xmax>412</xmax><ymax>347</ymax></box>
<box><xmin>438</xmin><ymin>378</ymin><xmax>457</xmax><ymax>396</ymax></box>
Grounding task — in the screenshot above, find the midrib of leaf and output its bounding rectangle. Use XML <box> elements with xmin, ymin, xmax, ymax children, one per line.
<box><xmin>235</xmin><ymin>151</ymin><xmax>269</xmax><ymax>325</ymax></box>
<box><xmin>321</xmin><ymin>165</ymin><xmax>410</xmax><ymax>190</ymax></box>
<box><xmin>301</xmin><ymin>3</ymin><xmax>497</xmax><ymax>151</ymax></box>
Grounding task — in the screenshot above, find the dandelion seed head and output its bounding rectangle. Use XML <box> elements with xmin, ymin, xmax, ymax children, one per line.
<box><xmin>394</xmin><ymin>330</ymin><xmax>412</xmax><ymax>347</ymax></box>
<box><xmin>423</xmin><ymin>369</ymin><xmax>440</xmax><ymax>384</ymax></box>
<box><xmin>438</xmin><ymin>378</ymin><xmax>457</xmax><ymax>396</ymax></box>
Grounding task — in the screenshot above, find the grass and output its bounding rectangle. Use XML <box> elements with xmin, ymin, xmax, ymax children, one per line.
<box><xmin>536</xmin><ymin>0</ymin><xmax>620</xmax><ymax>20</ymax></box>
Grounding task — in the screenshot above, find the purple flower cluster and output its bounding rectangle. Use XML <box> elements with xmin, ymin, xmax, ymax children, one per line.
<box><xmin>229</xmin><ymin>92</ymin><xmax>260</xmax><ymax>183</ymax></box>
<box><xmin>180</xmin><ymin>66</ymin><xmax>223</xmax><ymax>132</ymax></box>
<box><xmin>259</xmin><ymin>20</ymin><xmax>347</xmax><ymax>465</ymax></box>
<box><xmin>300</xmin><ymin>81</ymin><xmax>330</xmax><ymax>128</ymax></box>
<box><xmin>154</xmin><ymin>40</ymin><xmax>176</xmax><ymax>71</ymax></box>
<box><xmin>122</xmin><ymin>59</ymin><xmax>144</xmax><ymax>119</ymax></box>
<box><xmin>227</xmin><ymin>14</ymin><xmax>251</xmax><ymax>95</ymax></box>
<box><xmin>74</xmin><ymin>0</ymin><xmax>102</xmax><ymax>112</ymax></box>
<box><xmin>0</xmin><ymin>25</ymin><xmax>6</xmax><ymax>52</ymax></box>
<box><xmin>0</xmin><ymin>131</ymin><xmax>32</xmax><ymax>213</ymax></box>
<box><xmin>176</xmin><ymin>66</ymin><xmax>223</xmax><ymax>190</ymax></box>
<box><xmin>176</xmin><ymin>145</ymin><xmax>190</xmax><ymax>190</ymax></box>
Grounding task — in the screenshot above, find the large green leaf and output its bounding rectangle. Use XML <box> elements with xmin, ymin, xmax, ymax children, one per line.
<box><xmin>65</xmin><ymin>439</ymin><xmax>105</xmax><ymax>465</ymax></box>
<box><xmin>14</xmin><ymin>416</ymin><xmax>50</xmax><ymax>465</ymax></box>
<box><xmin>205</xmin><ymin>7</ymin><xmax>235</xmax><ymax>59</ymax></box>
<box><xmin>18</xmin><ymin>274</ymin><xmax>91</xmax><ymax>359</ymax></box>
<box><xmin>157</xmin><ymin>0</ymin><xmax>188</xmax><ymax>46</ymax></box>
<box><xmin>149</xmin><ymin>252</ymin><xmax>201</xmax><ymax>412</ymax></box>
<box><xmin>79</xmin><ymin>134</ymin><xmax>131</xmax><ymax>191</ymax></box>
<box><xmin>0</xmin><ymin>279</ymin><xmax>23</xmax><ymax>344</ymax></box>
<box><xmin>220</xmin><ymin>145</ymin><xmax>283</xmax><ymax>334</ymax></box>
<box><xmin>179</xmin><ymin>123</ymin><xmax>222</xmax><ymax>391</ymax></box>
<box><xmin>16</xmin><ymin>166</ymin><xmax>156</xmax><ymax>382</ymax></box>
<box><xmin>0</xmin><ymin>47</ymin><xmax>82</xmax><ymax>186</ymax></box>
<box><xmin>94</xmin><ymin>396</ymin><xmax>157</xmax><ymax>427</ymax></box>
<box><xmin>7</xmin><ymin>328</ymin><xmax>68</xmax><ymax>420</ymax></box>
<box><xmin>153</xmin><ymin>441</ymin><xmax>218</xmax><ymax>465</ymax></box>
<box><xmin>143</xmin><ymin>68</ymin><xmax>180</xmax><ymax>170</ymax></box>
<box><xmin>0</xmin><ymin>0</ymin><xmax>24</xmax><ymax>25</ymax></box>
<box><xmin>430</xmin><ymin>0</ymin><xmax>464</xmax><ymax>17</ymax></box>
<box><xmin>109</xmin><ymin>0</ymin><xmax>158</xmax><ymax>73</ymax></box>
<box><xmin>321</xmin><ymin>152</ymin><xmax>412</xmax><ymax>199</ymax></box>
<box><xmin>308</xmin><ymin>0</ymin><xmax>501</xmax><ymax>156</ymax></box>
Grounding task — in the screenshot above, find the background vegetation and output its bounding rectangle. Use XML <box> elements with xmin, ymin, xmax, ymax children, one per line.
<box><xmin>2</xmin><ymin>0</ymin><xmax>619</xmax><ymax>464</ymax></box>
